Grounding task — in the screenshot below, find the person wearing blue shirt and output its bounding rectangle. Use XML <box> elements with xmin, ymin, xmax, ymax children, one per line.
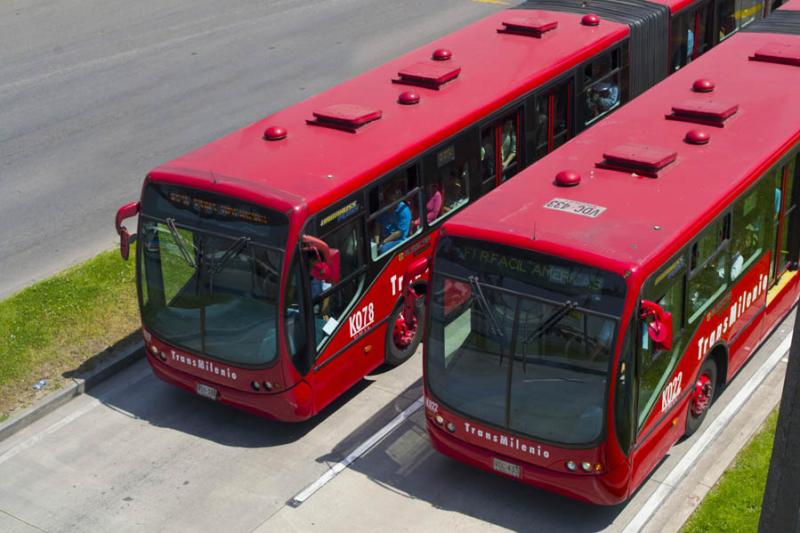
<box><xmin>377</xmin><ymin>187</ymin><xmax>412</xmax><ymax>255</ymax></box>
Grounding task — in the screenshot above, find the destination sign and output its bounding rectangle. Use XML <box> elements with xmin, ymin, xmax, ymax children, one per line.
<box><xmin>460</xmin><ymin>245</ymin><xmax>604</xmax><ymax>292</ymax></box>
<box><xmin>168</xmin><ymin>191</ymin><xmax>269</xmax><ymax>225</ymax></box>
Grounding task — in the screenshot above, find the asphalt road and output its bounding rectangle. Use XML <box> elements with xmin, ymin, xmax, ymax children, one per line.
<box><xmin>0</xmin><ymin>311</ymin><xmax>790</xmax><ymax>532</ymax></box>
<box><xmin>0</xmin><ymin>0</ymin><xmax>501</xmax><ymax>298</ymax></box>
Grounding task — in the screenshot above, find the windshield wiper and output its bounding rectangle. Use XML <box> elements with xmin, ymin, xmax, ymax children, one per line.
<box><xmin>522</xmin><ymin>299</ymin><xmax>579</xmax><ymax>373</ymax></box>
<box><xmin>165</xmin><ymin>218</ymin><xmax>197</xmax><ymax>269</ymax></box>
<box><xmin>468</xmin><ymin>276</ymin><xmax>504</xmax><ymax>339</ymax></box>
<box><xmin>207</xmin><ymin>236</ymin><xmax>250</xmax><ymax>294</ymax></box>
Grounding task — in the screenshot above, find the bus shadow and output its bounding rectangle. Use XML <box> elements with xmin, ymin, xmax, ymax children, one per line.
<box><xmin>84</xmin><ymin>355</ymin><xmax>377</xmax><ymax>448</ymax></box>
<box><xmin>314</xmin><ymin>392</ymin><xmax>625</xmax><ymax>532</ymax></box>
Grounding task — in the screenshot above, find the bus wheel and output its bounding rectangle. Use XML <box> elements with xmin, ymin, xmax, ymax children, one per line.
<box><xmin>385</xmin><ymin>297</ymin><xmax>424</xmax><ymax>366</ymax></box>
<box><xmin>685</xmin><ymin>359</ymin><xmax>717</xmax><ymax>437</ymax></box>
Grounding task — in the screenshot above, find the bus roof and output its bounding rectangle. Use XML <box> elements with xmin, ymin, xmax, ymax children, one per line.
<box><xmin>150</xmin><ymin>9</ymin><xmax>628</xmax><ymax>214</ymax></box>
<box><xmin>443</xmin><ymin>30</ymin><xmax>800</xmax><ymax>277</ymax></box>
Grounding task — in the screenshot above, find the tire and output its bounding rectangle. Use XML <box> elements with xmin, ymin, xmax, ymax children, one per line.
<box><xmin>685</xmin><ymin>358</ymin><xmax>718</xmax><ymax>437</ymax></box>
<box><xmin>384</xmin><ymin>295</ymin><xmax>424</xmax><ymax>366</ymax></box>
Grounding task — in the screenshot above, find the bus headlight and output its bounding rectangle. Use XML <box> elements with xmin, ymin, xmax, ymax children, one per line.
<box><xmin>434</xmin><ymin>415</ymin><xmax>444</xmax><ymax>426</ymax></box>
<box><xmin>566</xmin><ymin>461</ymin><xmax>577</xmax><ymax>472</ymax></box>
<box><xmin>446</xmin><ymin>422</ymin><xmax>456</xmax><ymax>433</ymax></box>
<box><xmin>581</xmin><ymin>462</ymin><xmax>592</xmax><ymax>472</ymax></box>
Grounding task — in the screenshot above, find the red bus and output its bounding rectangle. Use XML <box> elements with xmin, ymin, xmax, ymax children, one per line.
<box><xmin>115</xmin><ymin>1</ymin><xmax>759</xmax><ymax>422</ymax></box>
<box><xmin>422</xmin><ymin>13</ymin><xmax>800</xmax><ymax>504</ymax></box>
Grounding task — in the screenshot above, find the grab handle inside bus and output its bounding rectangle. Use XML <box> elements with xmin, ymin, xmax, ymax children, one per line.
<box><xmin>640</xmin><ymin>299</ymin><xmax>672</xmax><ymax>351</ymax></box>
<box><xmin>302</xmin><ymin>235</ymin><xmax>341</xmax><ymax>284</ymax></box>
<box><xmin>115</xmin><ymin>201</ymin><xmax>140</xmax><ymax>261</ymax></box>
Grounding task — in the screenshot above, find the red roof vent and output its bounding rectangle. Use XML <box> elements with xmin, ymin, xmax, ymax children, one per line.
<box><xmin>596</xmin><ymin>144</ymin><xmax>677</xmax><ymax>178</ymax></box>
<box><xmin>555</xmin><ymin>170</ymin><xmax>581</xmax><ymax>187</ymax></box>
<box><xmin>749</xmin><ymin>42</ymin><xmax>800</xmax><ymax>66</ymax></box>
<box><xmin>263</xmin><ymin>126</ymin><xmax>287</xmax><ymax>141</ymax></box>
<box><xmin>393</xmin><ymin>62</ymin><xmax>461</xmax><ymax>90</ymax></box>
<box><xmin>581</xmin><ymin>14</ymin><xmax>601</xmax><ymax>26</ymax></box>
<box><xmin>666</xmin><ymin>100</ymin><xmax>738</xmax><ymax>128</ymax></box>
<box><xmin>692</xmin><ymin>79</ymin><xmax>715</xmax><ymax>92</ymax></box>
<box><xmin>432</xmin><ymin>48</ymin><xmax>452</xmax><ymax>61</ymax></box>
<box><xmin>497</xmin><ymin>17</ymin><xmax>558</xmax><ymax>37</ymax></box>
<box><xmin>307</xmin><ymin>104</ymin><xmax>382</xmax><ymax>133</ymax></box>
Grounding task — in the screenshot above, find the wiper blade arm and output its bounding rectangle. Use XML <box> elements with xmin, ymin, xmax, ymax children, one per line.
<box><xmin>207</xmin><ymin>236</ymin><xmax>250</xmax><ymax>294</ymax></box>
<box><xmin>468</xmin><ymin>276</ymin><xmax>504</xmax><ymax>339</ymax></box>
<box><xmin>165</xmin><ymin>218</ymin><xmax>197</xmax><ymax>269</ymax></box>
<box><xmin>522</xmin><ymin>299</ymin><xmax>579</xmax><ymax>373</ymax></box>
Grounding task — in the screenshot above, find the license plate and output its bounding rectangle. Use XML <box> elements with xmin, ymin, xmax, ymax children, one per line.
<box><xmin>492</xmin><ymin>458</ymin><xmax>521</xmax><ymax>478</ymax></box>
<box><xmin>196</xmin><ymin>383</ymin><xmax>218</xmax><ymax>401</ymax></box>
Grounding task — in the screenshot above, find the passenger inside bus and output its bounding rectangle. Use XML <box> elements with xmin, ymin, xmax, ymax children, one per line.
<box><xmin>500</xmin><ymin>118</ymin><xmax>517</xmax><ymax>171</ymax></box>
<box><xmin>426</xmin><ymin>179</ymin><xmax>443</xmax><ymax>224</ymax></box>
<box><xmin>375</xmin><ymin>186</ymin><xmax>412</xmax><ymax>254</ymax></box>
<box><xmin>589</xmin><ymin>82</ymin><xmax>619</xmax><ymax>115</ymax></box>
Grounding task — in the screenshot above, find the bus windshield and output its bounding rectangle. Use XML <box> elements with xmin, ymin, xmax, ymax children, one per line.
<box><xmin>426</xmin><ymin>237</ymin><xmax>627</xmax><ymax>445</ymax></box>
<box><xmin>138</xmin><ymin>183</ymin><xmax>289</xmax><ymax>366</ymax></box>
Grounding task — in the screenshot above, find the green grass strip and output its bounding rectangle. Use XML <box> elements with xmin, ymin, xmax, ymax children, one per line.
<box><xmin>0</xmin><ymin>248</ymin><xmax>139</xmax><ymax>417</ymax></box>
<box><xmin>682</xmin><ymin>409</ymin><xmax>779</xmax><ymax>533</ymax></box>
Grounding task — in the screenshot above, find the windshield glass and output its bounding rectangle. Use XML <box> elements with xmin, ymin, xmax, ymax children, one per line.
<box><xmin>138</xmin><ymin>183</ymin><xmax>288</xmax><ymax>366</ymax></box>
<box><xmin>426</xmin><ymin>237</ymin><xmax>627</xmax><ymax>445</ymax></box>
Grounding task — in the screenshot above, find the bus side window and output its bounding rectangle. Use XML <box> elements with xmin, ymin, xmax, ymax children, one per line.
<box><xmin>716</xmin><ymin>0</ymin><xmax>737</xmax><ymax>41</ymax></box>
<box><xmin>306</xmin><ymin>219</ymin><xmax>364</xmax><ymax>350</ymax></box>
<box><xmin>368</xmin><ymin>166</ymin><xmax>422</xmax><ymax>260</ymax></box>
<box><xmin>423</xmin><ymin>135</ymin><xmax>474</xmax><ymax>226</ymax></box>
<box><xmin>615</xmin><ymin>319</ymin><xmax>636</xmax><ymax>455</ymax></box>
<box><xmin>688</xmin><ymin>214</ymin><xmax>730</xmax><ymax>323</ymax></box>
<box><xmin>637</xmin><ymin>278</ymin><xmax>684</xmax><ymax>426</ymax></box>
<box><xmin>285</xmin><ymin>253</ymin><xmax>309</xmax><ymax>373</ymax></box>
<box><xmin>730</xmin><ymin>176</ymin><xmax>770</xmax><ymax>280</ymax></box>
<box><xmin>582</xmin><ymin>49</ymin><xmax>622</xmax><ymax>125</ymax></box>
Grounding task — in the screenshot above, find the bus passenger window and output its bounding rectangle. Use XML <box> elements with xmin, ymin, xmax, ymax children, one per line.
<box><xmin>583</xmin><ymin>51</ymin><xmax>621</xmax><ymax>125</ymax></box>
<box><xmin>731</xmin><ymin>179</ymin><xmax>770</xmax><ymax>280</ymax></box>
<box><xmin>717</xmin><ymin>0</ymin><xmax>737</xmax><ymax>40</ymax></box>
<box><xmin>424</xmin><ymin>137</ymin><xmax>474</xmax><ymax>225</ymax></box>
<box><xmin>368</xmin><ymin>167</ymin><xmax>422</xmax><ymax>260</ymax></box>
<box><xmin>688</xmin><ymin>216</ymin><xmax>730</xmax><ymax>322</ymax></box>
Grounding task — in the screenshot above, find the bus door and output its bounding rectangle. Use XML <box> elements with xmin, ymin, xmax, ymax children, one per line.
<box><xmin>767</xmin><ymin>155</ymin><xmax>799</xmax><ymax>310</ymax></box>
<box><xmin>479</xmin><ymin>108</ymin><xmax>521</xmax><ymax>192</ymax></box>
<box><xmin>526</xmin><ymin>78</ymin><xmax>573</xmax><ymax>165</ymax></box>
<box><xmin>630</xmin><ymin>260</ymin><xmax>687</xmax><ymax>488</ymax></box>
<box><xmin>301</xmin><ymin>198</ymin><xmax>372</xmax><ymax>406</ymax></box>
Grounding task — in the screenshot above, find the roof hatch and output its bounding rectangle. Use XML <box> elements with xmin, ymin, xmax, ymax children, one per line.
<box><xmin>596</xmin><ymin>143</ymin><xmax>677</xmax><ymax>178</ymax></box>
<box><xmin>665</xmin><ymin>100</ymin><xmax>738</xmax><ymax>128</ymax></box>
<box><xmin>306</xmin><ymin>104</ymin><xmax>382</xmax><ymax>133</ymax></box>
<box><xmin>749</xmin><ymin>42</ymin><xmax>800</xmax><ymax>66</ymax></box>
<box><xmin>497</xmin><ymin>17</ymin><xmax>558</xmax><ymax>37</ymax></box>
<box><xmin>392</xmin><ymin>62</ymin><xmax>461</xmax><ymax>90</ymax></box>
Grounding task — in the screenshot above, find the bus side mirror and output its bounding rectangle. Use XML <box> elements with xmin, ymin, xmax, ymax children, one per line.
<box><xmin>302</xmin><ymin>235</ymin><xmax>341</xmax><ymax>284</ymax></box>
<box><xmin>115</xmin><ymin>201</ymin><xmax>140</xmax><ymax>260</ymax></box>
<box><xmin>640</xmin><ymin>300</ymin><xmax>673</xmax><ymax>351</ymax></box>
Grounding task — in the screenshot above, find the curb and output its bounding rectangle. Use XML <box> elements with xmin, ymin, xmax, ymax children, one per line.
<box><xmin>0</xmin><ymin>339</ymin><xmax>144</xmax><ymax>443</ymax></box>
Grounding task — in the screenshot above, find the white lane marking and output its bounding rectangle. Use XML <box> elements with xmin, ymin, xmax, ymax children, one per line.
<box><xmin>290</xmin><ymin>397</ymin><xmax>424</xmax><ymax>506</ymax></box>
<box><xmin>0</xmin><ymin>366</ymin><xmax>152</xmax><ymax>467</ymax></box>
<box><xmin>623</xmin><ymin>332</ymin><xmax>792</xmax><ymax>533</ymax></box>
